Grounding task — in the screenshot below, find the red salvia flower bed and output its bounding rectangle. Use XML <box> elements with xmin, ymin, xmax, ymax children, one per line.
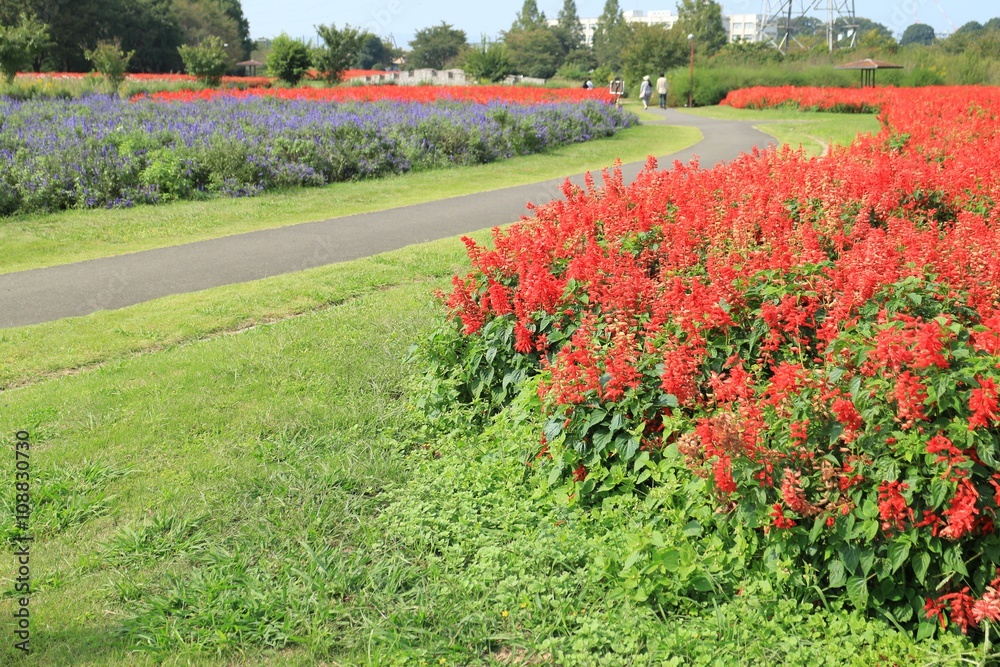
<box><xmin>149</xmin><ymin>85</ymin><xmax>611</xmax><ymax>105</ymax></box>
<box><xmin>441</xmin><ymin>85</ymin><xmax>1000</xmax><ymax>634</ymax></box>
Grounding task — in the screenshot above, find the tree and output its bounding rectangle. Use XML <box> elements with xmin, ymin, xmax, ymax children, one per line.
<box><xmin>314</xmin><ymin>23</ymin><xmax>364</xmax><ymax>83</ymax></box>
<box><xmin>0</xmin><ymin>0</ymin><xmax>197</xmax><ymax>72</ymax></box>
<box><xmin>620</xmin><ymin>23</ymin><xmax>685</xmax><ymax>82</ymax></box>
<box><xmin>852</xmin><ymin>17</ymin><xmax>893</xmax><ymax>41</ymax></box>
<box><xmin>953</xmin><ymin>20</ymin><xmax>983</xmax><ymax>35</ymax></box>
<box><xmin>0</xmin><ymin>13</ymin><xmax>49</xmax><ymax>83</ymax></box>
<box><xmin>85</xmin><ymin>38</ymin><xmax>134</xmax><ymax>94</ymax></box>
<box><xmin>267</xmin><ymin>34</ymin><xmax>311</xmax><ymax>85</ymax></box>
<box><xmin>462</xmin><ymin>37</ymin><xmax>511</xmax><ymax>82</ymax></box>
<box><xmin>408</xmin><ymin>22</ymin><xmax>466</xmax><ymax>69</ymax></box>
<box><xmin>592</xmin><ymin>0</ymin><xmax>629</xmax><ymax>70</ymax></box>
<box><xmin>215</xmin><ymin>0</ymin><xmax>252</xmax><ymax>60</ymax></box>
<box><xmin>985</xmin><ymin>18</ymin><xmax>1000</xmax><ymax>32</ymax></box>
<box><xmin>123</xmin><ymin>0</ymin><xmax>184</xmax><ymax>73</ymax></box>
<box><xmin>354</xmin><ymin>34</ymin><xmax>390</xmax><ymax>70</ymax></box>
<box><xmin>676</xmin><ymin>0</ymin><xmax>727</xmax><ymax>55</ymax></box>
<box><xmin>858</xmin><ymin>28</ymin><xmax>898</xmax><ymax>55</ymax></box>
<box><xmin>511</xmin><ymin>0</ymin><xmax>546</xmax><ymax>32</ymax></box>
<box><xmin>554</xmin><ymin>0</ymin><xmax>584</xmax><ymax>50</ymax></box>
<box><xmin>900</xmin><ymin>23</ymin><xmax>935</xmax><ymax>47</ymax></box>
<box><xmin>504</xmin><ymin>27</ymin><xmax>562</xmax><ymax>79</ymax></box>
<box><xmin>172</xmin><ymin>0</ymin><xmax>243</xmax><ymax>67</ymax></box>
<box><xmin>178</xmin><ymin>35</ymin><xmax>229</xmax><ymax>85</ymax></box>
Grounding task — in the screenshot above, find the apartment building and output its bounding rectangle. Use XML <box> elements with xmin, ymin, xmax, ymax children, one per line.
<box><xmin>549</xmin><ymin>9</ymin><xmax>764</xmax><ymax>47</ymax></box>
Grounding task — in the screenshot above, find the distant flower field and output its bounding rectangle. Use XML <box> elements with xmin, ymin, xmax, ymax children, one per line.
<box><xmin>0</xmin><ymin>91</ymin><xmax>635</xmax><ymax>216</ymax></box>
<box><xmin>147</xmin><ymin>84</ymin><xmax>611</xmax><ymax>105</ymax></box>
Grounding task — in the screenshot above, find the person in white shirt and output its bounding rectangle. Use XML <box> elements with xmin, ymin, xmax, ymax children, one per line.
<box><xmin>639</xmin><ymin>75</ymin><xmax>652</xmax><ymax>110</ymax></box>
<box><xmin>656</xmin><ymin>73</ymin><xmax>668</xmax><ymax>108</ymax></box>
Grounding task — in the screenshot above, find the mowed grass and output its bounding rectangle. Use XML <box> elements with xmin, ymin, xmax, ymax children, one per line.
<box><xmin>0</xmin><ymin>274</ymin><xmax>446</xmax><ymax>665</ymax></box>
<box><xmin>0</xmin><ymin>123</ymin><xmax>701</xmax><ymax>274</ymax></box>
<box><xmin>0</xmin><ymin>235</ymin><xmax>982</xmax><ymax>666</ymax></box>
<box><xmin>1</xmin><ymin>107</ymin><xmax>968</xmax><ymax>665</ymax></box>
<box><xmin>679</xmin><ymin>105</ymin><xmax>882</xmax><ymax>156</ymax></box>
<box><xmin>0</xmin><ymin>232</ymin><xmax>486</xmax><ymax>390</ymax></box>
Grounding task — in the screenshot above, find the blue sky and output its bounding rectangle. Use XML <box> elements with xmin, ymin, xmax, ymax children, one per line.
<box><xmin>241</xmin><ymin>1</ymin><xmax>999</xmax><ymax>45</ymax></box>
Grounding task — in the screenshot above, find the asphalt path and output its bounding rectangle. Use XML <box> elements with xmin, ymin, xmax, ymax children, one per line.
<box><xmin>0</xmin><ymin>108</ymin><xmax>775</xmax><ymax>328</ymax></box>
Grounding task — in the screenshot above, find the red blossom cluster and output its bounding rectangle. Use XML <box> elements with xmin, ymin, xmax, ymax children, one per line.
<box><xmin>444</xmin><ymin>85</ymin><xmax>1000</xmax><ymax>631</ymax></box>
<box><xmin>148</xmin><ymin>84</ymin><xmax>610</xmax><ymax>105</ymax></box>
<box><xmin>16</xmin><ymin>71</ymin><xmax>272</xmax><ymax>87</ymax></box>
<box><xmin>720</xmin><ymin>85</ymin><xmax>893</xmax><ymax>113</ymax></box>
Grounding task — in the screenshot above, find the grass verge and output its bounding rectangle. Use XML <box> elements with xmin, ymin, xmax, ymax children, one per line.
<box><xmin>0</xmin><ymin>234</ymin><xmax>984</xmax><ymax>665</ymax></box>
<box><xmin>0</xmin><ymin>123</ymin><xmax>700</xmax><ymax>275</ymax></box>
<box><xmin>0</xmin><ymin>230</ymin><xmax>489</xmax><ymax>390</ymax></box>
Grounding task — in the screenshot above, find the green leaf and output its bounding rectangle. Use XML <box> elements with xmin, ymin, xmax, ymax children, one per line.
<box><xmin>828</xmin><ymin>559</ymin><xmax>847</xmax><ymax>588</ymax></box>
<box><xmin>846</xmin><ymin>575</ymin><xmax>869</xmax><ymax>610</ymax></box>
<box><xmin>860</xmin><ymin>547</ymin><xmax>875</xmax><ymax>576</ymax></box>
<box><xmin>658</xmin><ymin>548</ymin><xmax>680</xmax><ymax>572</ymax></box>
<box><xmin>808</xmin><ymin>516</ymin><xmax>825</xmax><ymax>544</ymax></box>
<box><xmin>657</xmin><ymin>393</ymin><xmax>679</xmax><ymax>408</ymax></box>
<box><xmin>929</xmin><ymin>477</ymin><xmax>952</xmax><ymax>509</ymax></box>
<box><xmin>888</xmin><ymin>541</ymin><xmax>910</xmax><ymax>574</ymax></box>
<box><xmin>592</xmin><ymin>428</ymin><xmax>613</xmax><ymax>453</ymax></box>
<box><xmin>584</xmin><ymin>408</ymin><xmax>609</xmax><ymax>432</ymax></box>
<box><xmin>622</xmin><ymin>549</ymin><xmax>643</xmax><ymax>571</ymax></box>
<box><xmin>916</xmin><ymin>617</ymin><xmax>937</xmax><ymax>641</ymax></box>
<box><xmin>912</xmin><ymin>551</ymin><xmax>931</xmax><ymax>584</ymax></box>
<box><xmin>682</xmin><ymin>520</ymin><xmax>703</xmax><ymax>537</ymax></box>
<box><xmin>840</xmin><ymin>545</ymin><xmax>860</xmax><ymax>574</ymax></box>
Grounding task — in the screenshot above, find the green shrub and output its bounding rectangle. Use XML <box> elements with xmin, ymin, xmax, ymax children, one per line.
<box><xmin>266</xmin><ymin>34</ymin><xmax>312</xmax><ymax>86</ymax></box>
<box><xmin>178</xmin><ymin>36</ymin><xmax>230</xmax><ymax>87</ymax></box>
<box><xmin>84</xmin><ymin>39</ymin><xmax>134</xmax><ymax>95</ymax></box>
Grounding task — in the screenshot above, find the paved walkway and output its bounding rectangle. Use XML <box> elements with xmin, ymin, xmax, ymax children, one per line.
<box><xmin>0</xmin><ymin>109</ymin><xmax>774</xmax><ymax>328</ymax></box>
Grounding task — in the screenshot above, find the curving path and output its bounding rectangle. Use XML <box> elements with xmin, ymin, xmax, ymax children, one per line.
<box><xmin>0</xmin><ymin>109</ymin><xmax>774</xmax><ymax>329</ymax></box>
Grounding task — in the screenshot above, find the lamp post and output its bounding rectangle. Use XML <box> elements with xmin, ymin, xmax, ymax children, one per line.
<box><xmin>687</xmin><ymin>33</ymin><xmax>695</xmax><ymax>108</ymax></box>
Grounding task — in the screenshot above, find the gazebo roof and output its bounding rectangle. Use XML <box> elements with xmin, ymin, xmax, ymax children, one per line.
<box><xmin>835</xmin><ymin>58</ymin><xmax>903</xmax><ymax>71</ymax></box>
<box><xmin>236</xmin><ymin>59</ymin><xmax>265</xmax><ymax>67</ymax></box>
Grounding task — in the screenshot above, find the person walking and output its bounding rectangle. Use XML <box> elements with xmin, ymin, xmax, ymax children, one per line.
<box><xmin>639</xmin><ymin>75</ymin><xmax>652</xmax><ymax>110</ymax></box>
<box><xmin>656</xmin><ymin>72</ymin><xmax>668</xmax><ymax>108</ymax></box>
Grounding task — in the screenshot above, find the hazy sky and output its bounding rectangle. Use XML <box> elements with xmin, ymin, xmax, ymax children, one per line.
<box><xmin>241</xmin><ymin>1</ymin><xmax>998</xmax><ymax>45</ymax></box>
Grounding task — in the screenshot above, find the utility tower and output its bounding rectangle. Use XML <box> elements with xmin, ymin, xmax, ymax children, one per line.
<box><xmin>757</xmin><ymin>0</ymin><xmax>857</xmax><ymax>53</ymax></box>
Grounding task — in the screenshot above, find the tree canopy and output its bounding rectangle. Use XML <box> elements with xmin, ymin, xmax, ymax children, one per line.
<box><xmin>408</xmin><ymin>21</ymin><xmax>467</xmax><ymax>69</ymax></box>
<box><xmin>266</xmin><ymin>33</ymin><xmax>311</xmax><ymax>85</ymax></box>
<box><xmin>676</xmin><ymin>0</ymin><xmax>727</xmax><ymax>55</ymax></box>
<box><xmin>314</xmin><ymin>23</ymin><xmax>365</xmax><ymax>83</ymax></box>
<box><xmin>504</xmin><ymin>27</ymin><xmax>562</xmax><ymax>79</ymax></box>
<box><xmin>510</xmin><ymin>0</ymin><xmax>546</xmax><ymax>32</ymax></box>
<box><xmin>0</xmin><ymin>12</ymin><xmax>49</xmax><ymax>83</ymax></box>
<box><xmin>462</xmin><ymin>38</ymin><xmax>511</xmax><ymax>83</ymax></box>
<box><xmin>0</xmin><ymin>0</ymin><xmax>250</xmax><ymax>73</ymax></box>
<box><xmin>620</xmin><ymin>24</ymin><xmax>685</xmax><ymax>82</ymax></box>
<box><xmin>900</xmin><ymin>23</ymin><xmax>936</xmax><ymax>47</ymax></box>
<box><xmin>592</xmin><ymin>0</ymin><xmax>629</xmax><ymax>71</ymax></box>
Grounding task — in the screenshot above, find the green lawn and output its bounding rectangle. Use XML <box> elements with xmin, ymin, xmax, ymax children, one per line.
<box><xmin>678</xmin><ymin>106</ymin><xmax>882</xmax><ymax>157</ymax></box>
<box><xmin>0</xmin><ymin>123</ymin><xmax>700</xmax><ymax>275</ymax></box>
<box><xmin>0</xmin><ymin>233</ymin><xmax>981</xmax><ymax>666</ymax></box>
<box><xmin>3</xmin><ymin>106</ymin><xmax>979</xmax><ymax>666</ymax></box>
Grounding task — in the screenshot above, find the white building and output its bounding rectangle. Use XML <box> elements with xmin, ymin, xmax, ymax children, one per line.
<box><xmin>551</xmin><ymin>9</ymin><xmax>763</xmax><ymax>47</ymax></box>
<box><xmin>547</xmin><ymin>9</ymin><xmax>679</xmax><ymax>47</ymax></box>
<box><xmin>727</xmin><ymin>13</ymin><xmax>761</xmax><ymax>43</ymax></box>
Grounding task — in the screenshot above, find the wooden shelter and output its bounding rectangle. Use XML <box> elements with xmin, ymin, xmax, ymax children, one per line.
<box><xmin>236</xmin><ymin>59</ymin><xmax>265</xmax><ymax>77</ymax></box>
<box><xmin>834</xmin><ymin>58</ymin><xmax>903</xmax><ymax>88</ymax></box>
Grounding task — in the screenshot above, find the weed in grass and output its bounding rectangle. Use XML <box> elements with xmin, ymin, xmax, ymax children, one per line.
<box><xmin>0</xmin><ymin>459</ymin><xmax>134</xmax><ymax>543</ymax></box>
<box><xmin>101</xmin><ymin>512</ymin><xmax>211</xmax><ymax>569</ymax></box>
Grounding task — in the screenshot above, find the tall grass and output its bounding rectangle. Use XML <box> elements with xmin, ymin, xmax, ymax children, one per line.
<box><xmin>667</xmin><ymin>44</ymin><xmax>1000</xmax><ymax>107</ymax></box>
